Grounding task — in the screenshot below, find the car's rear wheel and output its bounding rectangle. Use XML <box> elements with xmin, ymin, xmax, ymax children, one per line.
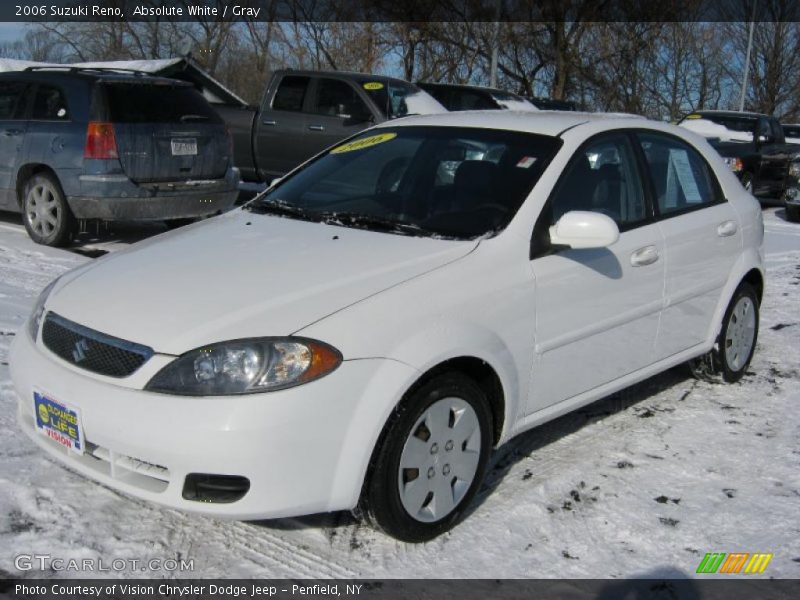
<box><xmin>362</xmin><ymin>372</ymin><xmax>492</xmax><ymax>542</ymax></box>
<box><xmin>689</xmin><ymin>283</ymin><xmax>759</xmax><ymax>383</ymax></box>
<box><xmin>21</xmin><ymin>173</ymin><xmax>75</xmax><ymax>247</ymax></box>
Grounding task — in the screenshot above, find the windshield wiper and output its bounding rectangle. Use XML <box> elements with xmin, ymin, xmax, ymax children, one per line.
<box><xmin>180</xmin><ymin>114</ymin><xmax>210</xmax><ymax>122</ymax></box>
<box><xmin>245</xmin><ymin>198</ymin><xmax>311</xmax><ymax>220</ymax></box>
<box><xmin>317</xmin><ymin>211</ymin><xmax>429</xmax><ymax>236</ymax></box>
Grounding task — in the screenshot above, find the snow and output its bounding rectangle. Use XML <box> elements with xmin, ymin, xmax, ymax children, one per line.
<box><xmin>0</xmin><ymin>209</ymin><xmax>798</xmax><ymax>578</ymax></box>
<box><xmin>403</xmin><ymin>91</ymin><xmax>447</xmax><ymax>115</ymax></box>
<box><xmin>679</xmin><ymin>118</ymin><xmax>754</xmax><ymax>143</ymax></box>
<box><xmin>493</xmin><ymin>98</ymin><xmax>539</xmax><ymax>112</ymax></box>
<box><xmin>0</xmin><ymin>57</ymin><xmax>183</xmax><ymax>74</ymax></box>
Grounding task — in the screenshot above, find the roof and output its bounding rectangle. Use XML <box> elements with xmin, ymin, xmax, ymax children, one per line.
<box><xmin>0</xmin><ymin>56</ymin><xmax>247</xmax><ymax>106</ymax></box>
<box><xmin>376</xmin><ymin>110</ymin><xmax>647</xmax><ymax>137</ymax></box>
<box><xmin>692</xmin><ymin>110</ymin><xmax>765</xmax><ymax>119</ymax></box>
<box><xmin>276</xmin><ymin>68</ymin><xmax>412</xmax><ymax>85</ymax></box>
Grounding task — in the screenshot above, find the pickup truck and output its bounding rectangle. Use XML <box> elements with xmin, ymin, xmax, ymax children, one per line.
<box><xmin>218</xmin><ymin>70</ymin><xmax>445</xmax><ymax>183</ymax></box>
<box><xmin>678</xmin><ymin>110</ymin><xmax>794</xmax><ymax>202</ymax></box>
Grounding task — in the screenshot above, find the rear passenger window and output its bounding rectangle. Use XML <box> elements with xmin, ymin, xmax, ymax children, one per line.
<box><xmin>548</xmin><ymin>134</ymin><xmax>647</xmax><ymax>228</ymax></box>
<box><xmin>272</xmin><ymin>76</ymin><xmax>309</xmax><ymax>112</ymax></box>
<box><xmin>0</xmin><ymin>81</ymin><xmax>28</xmax><ymax>120</ymax></box>
<box><xmin>32</xmin><ymin>85</ymin><xmax>69</xmax><ymax>120</ymax></box>
<box><xmin>638</xmin><ymin>133</ymin><xmax>722</xmax><ymax>215</ymax></box>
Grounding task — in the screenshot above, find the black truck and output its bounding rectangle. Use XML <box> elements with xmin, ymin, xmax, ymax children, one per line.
<box><xmin>218</xmin><ymin>70</ymin><xmax>444</xmax><ymax>183</ymax></box>
<box><xmin>678</xmin><ymin>110</ymin><xmax>794</xmax><ymax>202</ymax></box>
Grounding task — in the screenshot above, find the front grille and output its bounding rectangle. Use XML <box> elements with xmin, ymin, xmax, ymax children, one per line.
<box><xmin>42</xmin><ymin>312</ymin><xmax>153</xmax><ymax>377</ymax></box>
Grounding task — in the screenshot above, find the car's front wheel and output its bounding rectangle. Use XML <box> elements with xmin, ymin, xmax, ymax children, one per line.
<box><xmin>21</xmin><ymin>172</ymin><xmax>75</xmax><ymax>247</ymax></box>
<box><xmin>786</xmin><ymin>203</ymin><xmax>800</xmax><ymax>222</ymax></box>
<box><xmin>362</xmin><ymin>372</ymin><xmax>492</xmax><ymax>542</ymax></box>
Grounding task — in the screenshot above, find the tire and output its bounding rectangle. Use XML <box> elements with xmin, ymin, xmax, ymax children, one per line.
<box><xmin>689</xmin><ymin>283</ymin><xmax>759</xmax><ymax>384</ymax></box>
<box><xmin>362</xmin><ymin>372</ymin><xmax>493</xmax><ymax>542</ymax></box>
<box><xmin>786</xmin><ymin>204</ymin><xmax>800</xmax><ymax>222</ymax></box>
<box><xmin>21</xmin><ymin>172</ymin><xmax>76</xmax><ymax>247</ymax></box>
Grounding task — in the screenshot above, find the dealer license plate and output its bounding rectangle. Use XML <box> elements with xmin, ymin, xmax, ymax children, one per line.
<box><xmin>171</xmin><ymin>138</ymin><xmax>197</xmax><ymax>156</ymax></box>
<box><xmin>33</xmin><ymin>391</ymin><xmax>84</xmax><ymax>455</ymax></box>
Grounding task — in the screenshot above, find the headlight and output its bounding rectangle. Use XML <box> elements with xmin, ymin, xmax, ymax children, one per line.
<box><xmin>145</xmin><ymin>338</ymin><xmax>342</xmax><ymax>396</ymax></box>
<box><xmin>27</xmin><ymin>277</ymin><xmax>60</xmax><ymax>341</ymax></box>
<box><xmin>790</xmin><ymin>161</ymin><xmax>800</xmax><ymax>177</ymax></box>
<box><xmin>723</xmin><ymin>157</ymin><xmax>744</xmax><ymax>173</ymax></box>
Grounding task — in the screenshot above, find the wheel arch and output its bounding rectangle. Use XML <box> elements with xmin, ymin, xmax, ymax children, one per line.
<box><xmin>15</xmin><ymin>163</ymin><xmax>61</xmax><ymax>208</ymax></box>
<box><xmin>707</xmin><ymin>253</ymin><xmax>765</xmax><ymax>345</ymax></box>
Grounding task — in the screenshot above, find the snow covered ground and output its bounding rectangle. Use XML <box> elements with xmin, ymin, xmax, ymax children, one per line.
<box><xmin>0</xmin><ymin>208</ymin><xmax>798</xmax><ymax>580</ymax></box>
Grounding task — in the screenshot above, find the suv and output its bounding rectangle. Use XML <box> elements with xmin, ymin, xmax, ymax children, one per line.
<box><xmin>0</xmin><ymin>67</ymin><xmax>239</xmax><ymax>246</ymax></box>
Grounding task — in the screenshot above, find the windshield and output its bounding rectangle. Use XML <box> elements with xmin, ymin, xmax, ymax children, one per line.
<box><xmin>702</xmin><ymin>115</ymin><xmax>756</xmax><ymax>133</ymax></box>
<box><xmin>355</xmin><ymin>78</ymin><xmax>444</xmax><ymax>118</ymax></box>
<box><xmin>784</xmin><ymin>125</ymin><xmax>800</xmax><ymax>139</ymax></box>
<box><xmin>247</xmin><ymin>126</ymin><xmax>560</xmax><ymax>240</ymax></box>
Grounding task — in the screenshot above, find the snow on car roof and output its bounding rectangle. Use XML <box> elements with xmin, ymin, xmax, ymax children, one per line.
<box><xmin>379</xmin><ymin>110</ymin><xmax>646</xmax><ymax>137</ymax></box>
<box><xmin>0</xmin><ymin>57</ymin><xmax>183</xmax><ymax>74</ymax></box>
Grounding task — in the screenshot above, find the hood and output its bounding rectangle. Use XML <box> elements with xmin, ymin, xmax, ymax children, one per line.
<box><xmin>47</xmin><ymin>210</ymin><xmax>477</xmax><ymax>355</ymax></box>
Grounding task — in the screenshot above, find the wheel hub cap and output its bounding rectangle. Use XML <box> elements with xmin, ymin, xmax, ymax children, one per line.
<box><xmin>25</xmin><ymin>183</ymin><xmax>60</xmax><ymax>237</ymax></box>
<box><xmin>397</xmin><ymin>397</ymin><xmax>481</xmax><ymax>523</ymax></box>
<box><xmin>724</xmin><ymin>296</ymin><xmax>756</xmax><ymax>372</ymax></box>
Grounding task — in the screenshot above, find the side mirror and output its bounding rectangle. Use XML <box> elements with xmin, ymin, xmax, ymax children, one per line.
<box><xmin>549</xmin><ymin>210</ymin><xmax>620</xmax><ymax>249</ymax></box>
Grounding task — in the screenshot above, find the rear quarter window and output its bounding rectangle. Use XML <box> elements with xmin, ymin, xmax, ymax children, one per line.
<box><xmin>0</xmin><ymin>81</ymin><xmax>28</xmax><ymax>120</ymax></box>
<box><xmin>99</xmin><ymin>82</ymin><xmax>222</xmax><ymax>124</ymax></box>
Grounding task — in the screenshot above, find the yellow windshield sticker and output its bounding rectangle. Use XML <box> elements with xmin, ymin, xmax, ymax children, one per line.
<box><xmin>331</xmin><ymin>132</ymin><xmax>397</xmax><ymax>154</ymax></box>
<box><xmin>363</xmin><ymin>82</ymin><xmax>384</xmax><ymax>90</ymax></box>
<box><xmin>685</xmin><ymin>114</ymin><xmax>702</xmax><ymax>119</ymax></box>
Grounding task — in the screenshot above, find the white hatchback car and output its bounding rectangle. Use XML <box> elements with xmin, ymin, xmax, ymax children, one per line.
<box><xmin>11</xmin><ymin>112</ymin><xmax>764</xmax><ymax>542</ymax></box>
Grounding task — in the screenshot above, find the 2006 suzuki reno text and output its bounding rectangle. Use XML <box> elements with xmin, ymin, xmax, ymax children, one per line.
<box><xmin>11</xmin><ymin>111</ymin><xmax>764</xmax><ymax>542</ymax></box>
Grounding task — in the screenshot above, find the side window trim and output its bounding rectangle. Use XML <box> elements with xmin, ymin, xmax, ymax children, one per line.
<box><xmin>632</xmin><ymin>129</ymin><xmax>727</xmax><ymax>222</ymax></box>
<box><xmin>530</xmin><ymin>129</ymin><xmax>654</xmax><ymax>260</ymax></box>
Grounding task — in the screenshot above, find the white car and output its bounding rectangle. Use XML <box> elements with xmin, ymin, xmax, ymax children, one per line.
<box><xmin>10</xmin><ymin>111</ymin><xmax>764</xmax><ymax>542</ymax></box>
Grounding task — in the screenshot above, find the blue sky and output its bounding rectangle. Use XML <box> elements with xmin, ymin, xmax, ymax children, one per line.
<box><xmin>0</xmin><ymin>23</ymin><xmax>27</xmax><ymax>44</ymax></box>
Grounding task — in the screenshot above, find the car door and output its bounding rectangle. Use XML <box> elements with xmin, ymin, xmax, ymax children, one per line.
<box><xmin>528</xmin><ymin>132</ymin><xmax>665</xmax><ymax>412</ymax></box>
<box><xmin>305</xmin><ymin>77</ymin><xmax>377</xmax><ymax>154</ymax></box>
<box><xmin>0</xmin><ymin>80</ymin><xmax>31</xmax><ymax>210</ymax></box>
<box><xmin>636</xmin><ymin>131</ymin><xmax>741</xmax><ymax>358</ymax></box>
<box><xmin>254</xmin><ymin>74</ymin><xmax>315</xmax><ymax>179</ymax></box>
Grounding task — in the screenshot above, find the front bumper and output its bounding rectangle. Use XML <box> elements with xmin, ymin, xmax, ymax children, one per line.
<box><xmin>9</xmin><ymin>329</ymin><xmax>417</xmax><ymax>519</ymax></box>
<box><xmin>68</xmin><ymin>168</ymin><xmax>240</xmax><ymax>221</ymax></box>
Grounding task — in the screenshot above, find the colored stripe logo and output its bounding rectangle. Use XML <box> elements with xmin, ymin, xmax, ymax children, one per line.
<box><xmin>696</xmin><ymin>552</ymin><xmax>773</xmax><ymax>574</ymax></box>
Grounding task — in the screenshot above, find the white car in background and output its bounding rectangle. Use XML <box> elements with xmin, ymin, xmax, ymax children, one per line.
<box><xmin>11</xmin><ymin>111</ymin><xmax>764</xmax><ymax>542</ymax></box>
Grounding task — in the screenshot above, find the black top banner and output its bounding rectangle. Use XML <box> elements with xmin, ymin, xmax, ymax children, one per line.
<box><xmin>3</xmin><ymin>0</ymin><xmax>800</xmax><ymax>23</ymax></box>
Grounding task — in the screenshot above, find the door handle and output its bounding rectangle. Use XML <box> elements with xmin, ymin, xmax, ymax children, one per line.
<box><xmin>3</xmin><ymin>129</ymin><xmax>22</xmax><ymax>136</ymax></box>
<box><xmin>630</xmin><ymin>245</ymin><xmax>659</xmax><ymax>267</ymax></box>
<box><xmin>261</xmin><ymin>119</ymin><xmax>277</xmax><ymax>126</ymax></box>
<box><xmin>717</xmin><ymin>220</ymin><xmax>738</xmax><ymax>237</ymax></box>
<box><xmin>308</xmin><ymin>125</ymin><xmax>325</xmax><ymax>132</ymax></box>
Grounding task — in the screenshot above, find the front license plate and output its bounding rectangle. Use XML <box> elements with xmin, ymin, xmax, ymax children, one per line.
<box><xmin>33</xmin><ymin>391</ymin><xmax>84</xmax><ymax>455</ymax></box>
<box><xmin>171</xmin><ymin>138</ymin><xmax>197</xmax><ymax>156</ymax></box>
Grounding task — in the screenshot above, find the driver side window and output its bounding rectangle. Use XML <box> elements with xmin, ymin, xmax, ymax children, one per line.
<box><xmin>550</xmin><ymin>135</ymin><xmax>646</xmax><ymax>228</ymax></box>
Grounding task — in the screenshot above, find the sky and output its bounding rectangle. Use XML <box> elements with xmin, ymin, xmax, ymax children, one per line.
<box><xmin>0</xmin><ymin>22</ymin><xmax>26</xmax><ymax>43</ymax></box>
